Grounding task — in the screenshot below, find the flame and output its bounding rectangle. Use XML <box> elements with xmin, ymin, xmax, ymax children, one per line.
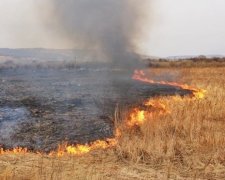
<box><xmin>133</xmin><ymin>70</ymin><xmax>206</xmax><ymax>99</ymax></box>
<box><xmin>0</xmin><ymin>147</ymin><xmax>28</xmax><ymax>155</ymax></box>
<box><xmin>127</xmin><ymin>99</ymin><xmax>170</xmax><ymax>127</ymax></box>
<box><xmin>0</xmin><ymin>69</ymin><xmax>207</xmax><ymax>157</ymax></box>
<box><xmin>52</xmin><ymin>138</ymin><xmax>117</xmax><ymax>157</ymax></box>
<box><xmin>128</xmin><ymin>108</ymin><xmax>145</xmax><ymax>127</ymax></box>
<box><xmin>192</xmin><ymin>89</ymin><xmax>206</xmax><ymax>99</ymax></box>
<box><xmin>0</xmin><ymin>139</ymin><xmax>117</xmax><ymax>157</ymax></box>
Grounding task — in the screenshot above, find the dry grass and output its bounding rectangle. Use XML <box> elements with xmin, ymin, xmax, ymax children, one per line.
<box><xmin>116</xmin><ymin>67</ymin><xmax>225</xmax><ymax>179</ymax></box>
<box><xmin>147</xmin><ymin>58</ymin><xmax>225</xmax><ymax>68</ymax></box>
<box><xmin>1</xmin><ymin>66</ymin><xmax>225</xmax><ymax>179</ymax></box>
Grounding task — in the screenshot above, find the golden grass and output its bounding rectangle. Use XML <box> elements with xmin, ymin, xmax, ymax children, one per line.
<box><xmin>147</xmin><ymin>58</ymin><xmax>225</xmax><ymax>68</ymax></box>
<box><xmin>1</xmin><ymin>67</ymin><xmax>225</xmax><ymax>179</ymax></box>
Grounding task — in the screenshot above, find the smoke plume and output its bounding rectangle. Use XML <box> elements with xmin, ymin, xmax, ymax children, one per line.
<box><xmin>49</xmin><ymin>0</ymin><xmax>149</xmax><ymax>68</ymax></box>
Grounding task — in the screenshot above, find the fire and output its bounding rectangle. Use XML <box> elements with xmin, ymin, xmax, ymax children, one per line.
<box><xmin>192</xmin><ymin>89</ymin><xmax>206</xmax><ymax>99</ymax></box>
<box><xmin>133</xmin><ymin>70</ymin><xmax>206</xmax><ymax>99</ymax></box>
<box><xmin>0</xmin><ymin>147</ymin><xmax>28</xmax><ymax>155</ymax></box>
<box><xmin>127</xmin><ymin>99</ymin><xmax>170</xmax><ymax>127</ymax></box>
<box><xmin>53</xmin><ymin>138</ymin><xmax>117</xmax><ymax>157</ymax></box>
<box><xmin>0</xmin><ymin>139</ymin><xmax>117</xmax><ymax>157</ymax></box>
<box><xmin>128</xmin><ymin>108</ymin><xmax>145</xmax><ymax>127</ymax></box>
<box><xmin>0</xmin><ymin>69</ymin><xmax>207</xmax><ymax>157</ymax></box>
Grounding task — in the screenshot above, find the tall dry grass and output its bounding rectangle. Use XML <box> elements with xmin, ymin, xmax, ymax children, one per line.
<box><xmin>0</xmin><ymin>67</ymin><xmax>225</xmax><ymax>179</ymax></box>
<box><xmin>116</xmin><ymin>67</ymin><xmax>225</xmax><ymax>179</ymax></box>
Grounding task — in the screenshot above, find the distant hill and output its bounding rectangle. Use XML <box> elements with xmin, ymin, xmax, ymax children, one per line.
<box><xmin>0</xmin><ymin>48</ymin><xmax>91</xmax><ymax>62</ymax></box>
<box><xmin>1</xmin><ymin>48</ymin><xmax>224</xmax><ymax>65</ymax></box>
<box><xmin>166</xmin><ymin>55</ymin><xmax>225</xmax><ymax>60</ymax></box>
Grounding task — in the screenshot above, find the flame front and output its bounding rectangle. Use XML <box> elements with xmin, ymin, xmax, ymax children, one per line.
<box><xmin>0</xmin><ymin>69</ymin><xmax>207</xmax><ymax>157</ymax></box>
<box><xmin>53</xmin><ymin>138</ymin><xmax>118</xmax><ymax>156</ymax></box>
<box><xmin>133</xmin><ymin>70</ymin><xmax>206</xmax><ymax>99</ymax></box>
<box><xmin>128</xmin><ymin>108</ymin><xmax>145</xmax><ymax>127</ymax></box>
<box><xmin>127</xmin><ymin>99</ymin><xmax>170</xmax><ymax>128</ymax></box>
<box><xmin>0</xmin><ymin>147</ymin><xmax>28</xmax><ymax>155</ymax></box>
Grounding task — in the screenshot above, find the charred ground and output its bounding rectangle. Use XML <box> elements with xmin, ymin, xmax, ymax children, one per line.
<box><xmin>0</xmin><ymin>63</ymin><xmax>189</xmax><ymax>152</ymax></box>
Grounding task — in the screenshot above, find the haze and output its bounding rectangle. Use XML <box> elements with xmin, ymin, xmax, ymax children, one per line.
<box><xmin>0</xmin><ymin>0</ymin><xmax>225</xmax><ymax>57</ymax></box>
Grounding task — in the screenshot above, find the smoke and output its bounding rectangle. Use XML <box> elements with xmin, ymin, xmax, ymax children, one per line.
<box><xmin>48</xmin><ymin>0</ymin><xmax>150</xmax><ymax>68</ymax></box>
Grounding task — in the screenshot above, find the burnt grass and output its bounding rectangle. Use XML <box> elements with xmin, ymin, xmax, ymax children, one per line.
<box><xmin>0</xmin><ymin>66</ymin><xmax>190</xmax><ymax>152</ymax></box>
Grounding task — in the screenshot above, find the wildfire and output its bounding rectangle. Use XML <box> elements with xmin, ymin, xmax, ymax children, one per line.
<box><xmin>0</xmin><ymin>147</ymin><xmax>28</xmax><ymax>155</ymax></box>
<box><xmin>128</xmin><ymin>108</ymin><xmax>145</xmax><ymax>127</ymax></box>
<box><xmin>0</xmin><ymin>139</ymin><xmax>117</xmax><ymax>156</ymax></box>
<box><xmin>52</xmin><ymin>138</ymin><xmax>117</xmax><ymax>156</ymax></box>
<box><xmin>127</xmin><ymin>99</ymin><xmax>170</xmax><ymax>127</ymax></box>
<box><xmin>133</xmin><ymin>70</ymin><xmax>206</xmax><ymax>99</ymax></box>
<box><xmin>0</xmin><ymin>69</ymin><xmax>207</xmax><ymax>157</ymax></box>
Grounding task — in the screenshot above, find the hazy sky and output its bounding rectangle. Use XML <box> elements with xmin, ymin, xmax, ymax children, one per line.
<box><xmin>0</xmin><ymin>0</ymin><xmax>225</xmax><ymax>57</ymax></box>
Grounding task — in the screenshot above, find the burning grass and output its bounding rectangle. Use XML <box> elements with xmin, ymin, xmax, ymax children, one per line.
<box><xmin>0</xmin><ymin>66</ymin><xmax>225</xmax><ymax>179</ymax></box>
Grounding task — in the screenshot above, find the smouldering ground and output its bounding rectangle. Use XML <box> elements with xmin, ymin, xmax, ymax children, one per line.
<box><xmin>0</xmin><ymin>66</ymin><xmax>225</xmax><ymax>179</ymax></box>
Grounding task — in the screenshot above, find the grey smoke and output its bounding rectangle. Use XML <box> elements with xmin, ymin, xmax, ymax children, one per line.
<box><xmin>49</xmin><ymin>0</ymin><xmax>149</xmax><ymax>68</ymax></box>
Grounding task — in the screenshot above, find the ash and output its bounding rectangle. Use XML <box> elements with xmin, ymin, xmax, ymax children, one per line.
<box><xmin>0</xmin><ymin>64</ymin><xmax>188</xmax><ymax>152</ymax></box>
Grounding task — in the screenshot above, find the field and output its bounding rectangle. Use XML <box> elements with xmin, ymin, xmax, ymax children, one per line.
<box><xmin>0</xmin><ymin>62</ymin><xmax>225</xmax><ymax>179</ymax></box>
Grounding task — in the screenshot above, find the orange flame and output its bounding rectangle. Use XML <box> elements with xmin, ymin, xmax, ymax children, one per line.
<box><xmin>0</xmin><ymin>139</ymin><xmax>117</xmax><ymax>157</ymax></box>
<box><xmin>0</xmin><ymin>147</ymin><xmax>28</xmax><ymax>155</ymax></box>
<box><xmin>132</xmin><ymin>70</ymin><xmax>206</xmax><ymax>99</ymax></box>
<box><xmin>127</xmin><ymin>99</ymin><xmax>170</xmax><ymax>127</ymax></box>
<box><xmin>51</xmin><ymin>138</ymin><xmax>118</xmax><ymax>157</ymax></box>
<box><xmin>128</xmin><ymin>108</ymin><xmax>145</xmax><ymax>127</ymax></box>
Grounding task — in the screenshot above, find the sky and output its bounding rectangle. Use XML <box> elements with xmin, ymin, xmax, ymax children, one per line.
<box><xmin>0</xmin><ymin>0</ymin><xmax>225</xmax><ymax>57</ymax></box>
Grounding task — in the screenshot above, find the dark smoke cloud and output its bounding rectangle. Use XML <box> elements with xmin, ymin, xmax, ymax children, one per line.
<box><xmin>49</xmin><ymin>0</ymin><xmax>149</xmax><ymax>68</ymax></box>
